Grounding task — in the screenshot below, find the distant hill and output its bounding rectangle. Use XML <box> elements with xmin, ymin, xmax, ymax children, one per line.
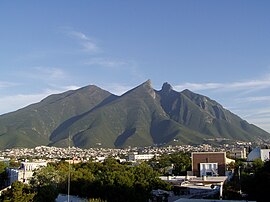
<box><xmin>0</xmin><ymin>80</ymin><xmax>269</xmax><ymax>149</ymax></box>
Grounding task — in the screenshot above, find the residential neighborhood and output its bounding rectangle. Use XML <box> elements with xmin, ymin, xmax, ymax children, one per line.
<box><xmin>0</xmin><ymin>141</ymin><xmax>269</xmax><ymax>201</ymax></box>
<box><xmin>0</xmin><ymin>141</ymin><xmax>253</xmax><ymax>162</ymax></box>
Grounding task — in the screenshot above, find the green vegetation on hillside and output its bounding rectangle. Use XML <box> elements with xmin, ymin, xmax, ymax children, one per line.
<box><xmin>0</xmin><ymin>81</ymin><xmax>269</xmax><ymax>149</ymax></box>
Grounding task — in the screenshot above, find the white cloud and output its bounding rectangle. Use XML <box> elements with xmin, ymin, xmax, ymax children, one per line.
<box><xmin>81</xmin><ymin>42</ymin><xmax>99</xmax><ymax>52</ymax></box>
<box><xmin>68</xmin><ymin>31</ymin><xmax>89</xmax><ymax>40</ymax></box>
<box><xmin>66</xmin><ymin>30</ymin><xmax>100</xmax><ymax>53</ymax></box>
<box><xmin>228</xmin><ymin>107</ymin><xmax>270</xmax><ymax>133</ymax></box>
<box><xmin>0</xmin><ymin>92</ymin><xmax>55</xmax><ymax>115</ymax></box>
<box><xmin>257</xmin><ymin>124</ymin><xmax>270</xmax><ymax>133</ymax></box>
<box><xmin>62</xmin><ymin>28</ymin><xmax>143</xmax><ymax>80</ymax></box>
<box><xmin>174</xmin><ymin>82</ymin><xmax>222</xmax><ymax>91</ymax></box>
<box><xmin>174</xmin><ymin>77</ymin><xmax>270</xmax><ymax>92</ymax></box>
<box><xmin>245</xmin><ymin>117</ymin><xmax>270</xmax><ymax>133</ymax></box>
<box><xmin>240</xmin><ymin>108</ymin><xmax>270</xmax><ymax>119</ymax></box>
<box><xmin>0</xmin><ymin>81</ymin><xmax>18</xmax><ymax>89</ymax></box>
<box><xmin>84</xmin><ymin>57</ymin><xmax>128</xmax><ymax>68</ymax></box>
<box><xmin>0</xmin><ymin>86</ymin><xmax>78</xmax><ymax>115</ymax></box>
<box><xmin>236</xmin><ymin>96</ymin><xmax>270</xmax><ymax>103</ymax></box>
<box><xmin>34</xmin><ymin>67</ymin><xmax>67</xmax><ymax>80</ymax></box>
<box><xmin>100</xmin><ymin>83</ymin><xmax>133</xmax><ymax>95</ymax></box>
<box><xmin>60</xmin><ymin>85</ymin><xmax>80</xmax><ymax>91</ymax></box>
<box><xmin>19</xmin><ymin>67</ymin><xmax>68</xmax><ymax>82</ymax></box>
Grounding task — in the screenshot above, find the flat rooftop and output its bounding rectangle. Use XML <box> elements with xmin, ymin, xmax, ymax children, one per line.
<box><xmin>189</xmin><ymin>176</ymin><xmax>228</xmax><ymax>184</ymax></box>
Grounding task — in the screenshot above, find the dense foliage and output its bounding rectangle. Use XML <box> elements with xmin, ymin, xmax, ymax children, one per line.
<box><xmin>241</xmin><ymin>160</ymin><xmax>270</xmax><ymax>202</ymax></box>
<box><xmin>0</xmin><ymin>181</ymin><xmax>35</xmax><ymax>202</ymax></box>
<box><xmin>224</xmin><ymin>159</ymin><xmax>270</xmax><ymax>202</ymax></box>
<box><xmin>148</xmin><ymin>152</ymin><xmax>191</xmax><ymax>175</ymax></box>
<box><xmin>0</xmin><ymin>159</ymin><xmax>170</xmax><ymax>202</ymax></box>
<box><xmin>0</xmin><ymin>162</ymin><xmax>8</xmax><ymax>189</ymax></box>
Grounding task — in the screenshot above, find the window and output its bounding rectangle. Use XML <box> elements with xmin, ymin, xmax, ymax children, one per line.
<box><xmin>206</xmin><ymin>171</ymin><xmax>212</xmax><ymax>176</ymax></box>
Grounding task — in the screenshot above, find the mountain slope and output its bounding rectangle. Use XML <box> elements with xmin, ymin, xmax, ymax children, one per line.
<box><xmin>0</xmin><ymin>85</ymin><xmax>112</xmax><ymax>148</ymax></box>
<box><xmin>51</xmin><ymin>80</ymin><xmax>164</xmax><ymax>147</ymax></box>
<box><xmin>157</xmin><ymin>83</ymin><xmax>269</xmax><ymax>142</ymax></box>
<box><xmin>0</xmin><ymin>80</ymin><xmax>269</xmax><ymax>149</ymax></box>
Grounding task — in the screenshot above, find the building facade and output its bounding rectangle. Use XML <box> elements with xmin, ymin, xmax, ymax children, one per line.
<box><xmin>7</xmin><ymin>161</ymin><xmax>47</xmax><ymax>185</ymax></box>
<box><xmin>128</xmin><ymin>152</ymin><xmax>156</xmax><ymax>162</ymax></box>
<box><xmin>228</xmin><ymin>148</ymin><xmax>247</xmax><ymax>159</ymax></box>
<box><xmin>192</xmin><ymin>152</ymin><xmax>234</xmax><ymax>177</ymax></box>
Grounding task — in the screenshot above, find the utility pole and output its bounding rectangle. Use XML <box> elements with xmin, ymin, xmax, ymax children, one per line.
<box><xmin>67</xmin><ymin>133</ymin><xmax>71</xmax><ymax>202</ymax></box>
<box><xmin>238</xmin><ymin>165</ymin><xmax>242</xmax><ymax>195</ymax></box>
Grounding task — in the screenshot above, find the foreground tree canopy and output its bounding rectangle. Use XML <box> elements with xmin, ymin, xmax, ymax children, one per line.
<box><xmin>224</xmin><ymin>159</ymin><xmax>270</xmax><ymax>202</ymax></box>
<box><xmin>1</xmin><ymin>158</ymin><xmax>170</xmax><ymax>202</ymax></box>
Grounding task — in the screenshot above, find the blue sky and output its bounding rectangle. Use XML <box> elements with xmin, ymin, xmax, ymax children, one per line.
<box><xmin>0</xmin><ymin>1</ymin><xmax>270</xmax><ymax>132</ymax></box>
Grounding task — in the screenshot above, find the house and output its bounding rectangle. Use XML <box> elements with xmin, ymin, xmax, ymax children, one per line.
<box><xmin>192</xmin><ymin>152</ymin><xmax>234</xmax><ymax>177</ymax></box>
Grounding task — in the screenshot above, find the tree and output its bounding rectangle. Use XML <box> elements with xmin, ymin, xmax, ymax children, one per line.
<box><xmin>224</xmin><ymin>159</ymin><xmax>270</xmax><ymax>202</ymax></box>
<box><xmin>1</xmin><ymin>181</ymin><xmax>35</xmax><ymax>202</ymax></box>
<box><xmin>30</xmin><ymin>165</ymin><xmax>60</xmax><ymax>202</ymax></box>
<box><xmin>148</xmin><ymin>152</ymin><xmax>191</xmax><ymax>175</ymax></box>
<box><xmin>170</xmin><ymin>153</ymin><xmax>191</xmax><ymax>175</ymax></box>
<box><xmin>9</xmin><ymin>160</ymin><xmax>21</xmax><ymax>168</ymax></box>
<box><xmin>0</xmin><ymin>162</ymin><xmax>7</xmax><ymax>174</ymax></box>
<box><xmin>25</xmin><ymin>160</ymin><xmax>171</xmax><ymax>202</ymax></box>
<box><xmin>251</xmin><ymin>158</ymin><xmax>263</xmax><ymax>172</ymax></box>
<box><xmin>242</xmin><ymin>160</ymin><xmax>270</xmax><ymax>202</ymax></box>
<box><xmin>132</xmin><ymin>163</ymin><xmax>171</xmax><ymax>201</ymax></box>
<box><xmin>0</xmin><ymin>161</ymin><xmax>8</xmax><ymax>188</ymax></box>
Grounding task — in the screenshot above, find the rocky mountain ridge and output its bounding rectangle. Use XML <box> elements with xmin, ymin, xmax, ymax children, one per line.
<box><xmin>0</xmin><ymin>80</ymin><xmax>269</xmax><ymax>149</ymax></box>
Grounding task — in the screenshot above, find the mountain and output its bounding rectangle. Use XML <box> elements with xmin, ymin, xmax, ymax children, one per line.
<box><xmin>0</xmin><ymin>80</ymin><xmax>269</xmax><ymax>149</ymax></box>
<box><xmin>0</xmin><ymin>85</ymin><xmax>112</xmax><ymax>149</ymax></box>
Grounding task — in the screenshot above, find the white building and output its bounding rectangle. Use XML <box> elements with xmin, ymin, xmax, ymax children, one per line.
<box><xmin>128</xmin><ymin>152</ymin><xmax>157</xmax><ymax>162</ymax></box>
<box><xmin>247</xmin><ymin>148</ymin><xmax>270</xmax><ymax>162</ymax></box>
<box><xmin>228</xmin><ymin>148</ymin><xmax>247</xmax><ymax>159</ymax></box>
<box><xmin>8</xmin><ymin>161</ymin><xmax>47</xmax><ymax>184</ymax></box>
